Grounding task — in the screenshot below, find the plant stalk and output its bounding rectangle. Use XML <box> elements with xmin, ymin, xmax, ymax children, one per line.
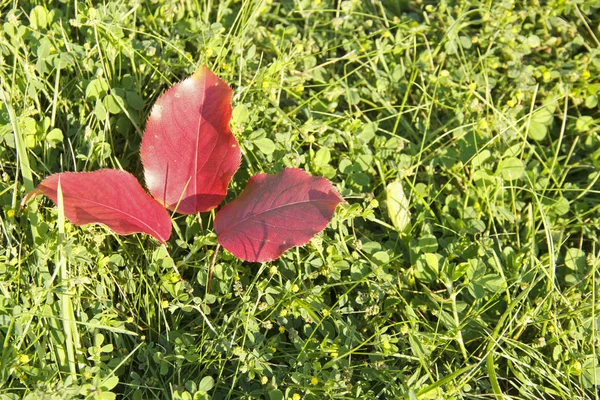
<box><xmin>207</xmin><ymin>243</ymin><xmax>221</xmax><ymax>294</ymax></box>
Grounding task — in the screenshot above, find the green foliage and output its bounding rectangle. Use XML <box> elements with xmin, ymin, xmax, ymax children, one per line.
<box><xmin>1</xmin><ymin>0</ymin><xmax>599</xmax><ymax>398</ymax></box>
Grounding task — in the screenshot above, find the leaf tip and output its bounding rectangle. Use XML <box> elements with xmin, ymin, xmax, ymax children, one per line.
<box><xmin>191</xmin><ymin>64</ymin><xmax>211</xmax><ymax>81</ymax></box>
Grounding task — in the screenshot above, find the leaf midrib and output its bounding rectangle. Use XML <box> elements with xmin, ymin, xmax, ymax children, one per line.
<box><xmin>219</xmin><ymin>197</ymin><xmax>338</xmax><ymax>235</ymax></box>
<box><xmin>60</xmin><ymin>192</ymin><xmax>165</xmax><ymax>239</ymax></box>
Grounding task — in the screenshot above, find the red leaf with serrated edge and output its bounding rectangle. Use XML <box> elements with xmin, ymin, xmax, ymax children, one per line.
<box><xmin>140</xmin><ymin>65</ymin><xmax>241</xmax><ymax>214</ymax></box>
<box><xmin>214</xmin><ymin>168</ymin><xmax>343</xmax><ymax>262</ymax></box>
<box><xmin>23</xmin><ymin>170</ymin><xmax>172</xmax><ymax>243</ymax></box>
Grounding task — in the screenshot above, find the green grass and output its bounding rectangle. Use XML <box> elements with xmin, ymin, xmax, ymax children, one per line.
<box><xmin>1</xmin><ymin>0</ymin><xmax>599</xmax><ymax>399</ymax></box>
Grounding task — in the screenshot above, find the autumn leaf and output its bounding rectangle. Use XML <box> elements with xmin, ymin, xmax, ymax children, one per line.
<box><xmin>140</xmin><ymin>65</ymin><xmax>241</xmax><ymax>214</ymax></box>
<box><xmin>23</xmin><ymin>170</ymin><xmax>172</xmax><ymax>243</ymax></box>
<box><xmin>214</xmin><ymin>168</ymin><xmax>343</xmax><ymax>262</ymax></box>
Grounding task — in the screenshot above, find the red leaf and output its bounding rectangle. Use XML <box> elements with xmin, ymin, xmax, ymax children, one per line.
<box><xmin>24</xmin><ymin>170</ymin><xmax>172</xmax><ymax>243</ymax></box>
<box><xmin>140</xmin><ymin>65</ymin><xmax>241</xmax><ymax>214</ymax></box>
<box><xmin>214</xmin><ymin>168</ymin><xmax>343</xmax><ymax>262</ymax></box>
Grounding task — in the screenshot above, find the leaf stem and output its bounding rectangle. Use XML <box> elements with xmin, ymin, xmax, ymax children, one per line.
<box><xmin>207</xmin><ymin>243</ymin><xmax>221</xmax><ymax>294</ymax></box>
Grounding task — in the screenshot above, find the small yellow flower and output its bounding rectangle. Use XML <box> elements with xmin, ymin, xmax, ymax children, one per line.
<box><xmin>382</xmin><ymin>340</ymin><xmax>392</xmax><ymax>351</ymax></box>
<box><xmin>582</xmin><ymin>70</ymin><xmax>591</xmax><ymax>80</ymax></box>
<box><xmin>291</xmin><ymin>284</ymin><xmax>299</xmax><ymax>293</ymax></box>
<box><xmin>18</xmin><ymin>354</ymin><xmax>30</xmax><ymax>364</ymax></box>
<box><xmin>516</xmin><ymin>91</ymin><xmax>524</xmax><ymax>101</ymax></box>
<box><xmin>279</xmin><ymin>326</ymin><xmax>285</xmax><ymax>334</ymax></box>
<box><xmin>261</xmin><ymin>376</ymin><xmax>269</xmax><ymax>385</ymax></box>
<box><xmin>292</xmin><ymin>394</ymin><xmax>301</xmax><ymax>400</ymax></box>
<box><xmin>279</xmin><ymin>308</ymin><xmax>288</xmax><ymax>317</ymax></box>
<box><xmin>161</xmin><ymin>300</ymin><xmax>169</xmax><ymax>308</ymax></box>
<box><xmin>542</xmin><ymin>71</ymin><xmax>552</xmax><ymax>82</ymax></box>
<box><xmin>570</xmin><ymin>360</ymin><xmax>582</xmax><ymax>376</ymax></box>
<box><xmin>311</xmin><ymin>376</ymin><xmax>319</xmax><ymax>385</ymax></box>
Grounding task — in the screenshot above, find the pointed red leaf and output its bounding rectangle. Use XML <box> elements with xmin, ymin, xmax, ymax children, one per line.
<box><xmin>24</xmin><ymin>170</ymin><xmax>172</xmax><ymax>243</ymax></box>
<box><xmin>214</xmin><ymin>168</ymin><xmax>343</xmax><ymax>262</ymax></box>
<box><xmin>140</xmin><ymin>65</ymin><xmax>241</xmax><ymax>214</ymax></box>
